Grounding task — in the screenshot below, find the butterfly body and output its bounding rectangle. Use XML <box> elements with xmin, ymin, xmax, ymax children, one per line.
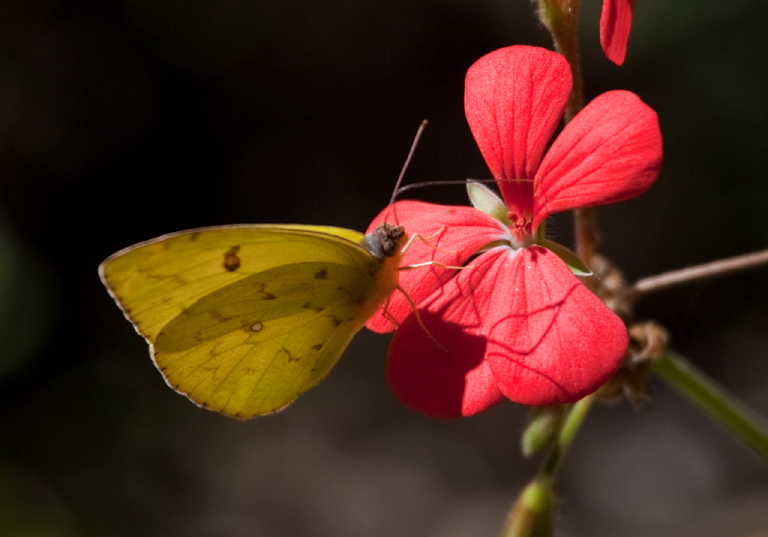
<box><xmin>100</xmin><ymin>223</ymin><xmax>406</xmax><ymax>418</ymax></box>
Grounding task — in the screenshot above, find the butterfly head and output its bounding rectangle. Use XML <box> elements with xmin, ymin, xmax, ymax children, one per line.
<box><xmin>361</xmin><ymin>223</ymin><xmax>406</xmax><ymax>259</ymax></box>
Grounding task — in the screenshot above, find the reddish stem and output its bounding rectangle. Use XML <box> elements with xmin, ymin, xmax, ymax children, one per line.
<box><xmin>625</xmin><ymin>248</ymin><xmax>768</xmax><ymax>301</ymax></box>
<box><xmin>539</xmin><ymin>0</ymin><xmax>597</xmax><ymax>273</ymax></box>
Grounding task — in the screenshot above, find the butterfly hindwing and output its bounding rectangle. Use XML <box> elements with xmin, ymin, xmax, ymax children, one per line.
<box><xmin>153</xmin><ymin>261</ymin><xmax>378</xmax><ymax>417</ymax></box>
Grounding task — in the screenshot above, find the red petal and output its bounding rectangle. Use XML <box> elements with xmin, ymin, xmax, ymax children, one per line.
<box><xmin>386</xmin><ymin>248</ymin><xmax>512</xmax><ymax>417</ymax></box>
<box><xmin>532</xmin><ymin>90</ymin><xmax>662</xmax><ymax>229</ymax></box>
<box><xmin>600</xmin><ymin>0</ymin><xmax>635</xmax><ymax>66</ymax></box>
<box><xmin>485</xmin><ymin>246</ymin><xmax>628</xmax><ymax>405</ymax></box>
<box><xmin>365</xmin><ymin>200</ymin><xmax>508</xmax><ymax>333</ymax></box>
<box><xmin>464</xmin><ymin>46</ymin><xmax>572</xmax><ymax>217</ymax></box>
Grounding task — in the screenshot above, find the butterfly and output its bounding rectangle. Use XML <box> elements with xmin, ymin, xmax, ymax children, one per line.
<box><xmin>99</xmin><ymin>222</ymin><xmax>407</xmax><ymax>419</ymax></box>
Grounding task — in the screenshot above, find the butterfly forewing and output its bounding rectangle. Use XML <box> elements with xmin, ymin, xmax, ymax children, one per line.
<box><xmin>101</xmin><ymin>225</ymin><xmax>373</xmax><ymax>341</ymax></box>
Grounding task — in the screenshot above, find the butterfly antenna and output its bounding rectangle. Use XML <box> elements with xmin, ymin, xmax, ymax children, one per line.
<box><xmin>386</xmin><ymin>119</ymin><xmax>429</xmax><ymax>224</ymax></box>
<box><xmin>395</xmin><ymin>178</ymin><xmax>500</xmax><ymax>197</ymax></box>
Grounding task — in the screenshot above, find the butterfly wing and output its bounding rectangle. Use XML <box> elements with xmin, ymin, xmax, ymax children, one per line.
<box><xmin>100</xmin><ymin>224</ymin><xmax>400</xmax><ymax>418</ymax></box>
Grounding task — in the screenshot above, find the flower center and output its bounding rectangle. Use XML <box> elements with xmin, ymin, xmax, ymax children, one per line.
<box><xmin>507</xmin><ymin>210</ymin><xmax>534</xmax><ymax>248</ymax></box>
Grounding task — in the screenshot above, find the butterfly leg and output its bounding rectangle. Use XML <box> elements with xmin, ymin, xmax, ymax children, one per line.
<box><xmin>399</xmin><ymin>230</ymin><xmax>470</xmax><ymax>272</ymax></box>
<box><xmin>394</xmin><ymin>285</ymin><xmax>447</xmax><ymax>353</ymax></box>
<box><xmin>399</xmin><ymin>260</ymin><xmax>470</xmax><ymax>271</ymax></box>
<box><xmin>400</xmin><ymin>228</ymin><xmax>458</xmax><ymax>256</ymax></box>
<box><xmin>380</xmin><ymin>293</ymin><xmax>400</xmax><ymax>329</ymax></box>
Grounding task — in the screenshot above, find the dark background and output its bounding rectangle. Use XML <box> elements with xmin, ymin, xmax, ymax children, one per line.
<box><xmin>1</xmin><ymin>1</ymin><xmax>767</xmax><ymax>536</ymax></box>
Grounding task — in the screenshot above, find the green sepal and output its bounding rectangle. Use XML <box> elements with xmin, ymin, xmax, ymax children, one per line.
<box><xmin>467</xmin><ymin>181</ymin><xmax>512</xmax><ymax>226</ymax></box>
<box><xmin>540</xmin><ymin>239</ymin><xmax>592</xmax><ymax>276</ymax></box>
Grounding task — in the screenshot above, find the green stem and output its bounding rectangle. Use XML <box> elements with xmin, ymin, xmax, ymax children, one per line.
<box><xmin>501</xmin><ymin>397</ymin><xmax>594</xmax><ymax>537</ymax></box>
<box><xmin>652</xmin><ymin>352</ymin><xmax>768</xmax><ymax>463</ymax></box>
<box><xmin>541</xmin><ymin>395</ymin><xmax>595</xmax><ymax>479</ymax></box>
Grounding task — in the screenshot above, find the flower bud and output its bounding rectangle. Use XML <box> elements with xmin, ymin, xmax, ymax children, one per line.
<box><xmin>536</xmin><ymin>0</ymin><xmax>576</xmax><ymax>35</ymax></box>
<box><xmin>521</xmin><ymin>406</ymin><xmax>564</xmax><ymax>457</ymax></box>
<box><xmin>502</xmin><ymin>478</ymin><xmax>555</xmax><ymax>537</ymax></box>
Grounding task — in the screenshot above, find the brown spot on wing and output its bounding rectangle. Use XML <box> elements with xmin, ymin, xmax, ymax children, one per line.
<box><xmin>280</xmin><ymin>347</ymin><xmax>300</xmax><ymax>363</ymax></box>
<box><xmin>254</xmin><ymin>282</ymin><xmax>276</xmax><ymax>300</ymax></box>
<box><xmin>210</xmin><ymin>310</ymin><xmax>232</xmax><ymax>322</ymax></box>
<box><xmin>223</xmin><ymin>246</ymin><xmax>241</xmax><ymax>272</ymax></box>
<box><xmin>301</xmin><ymin>302</ymin><xmax>325</xmax><ymax>313</ymax></box>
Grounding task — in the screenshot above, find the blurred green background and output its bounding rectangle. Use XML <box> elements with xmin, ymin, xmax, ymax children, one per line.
<box><xmin>1</xmin><ymin>1</ymin><xmax>767</xmax><ymax>536</ymax></box>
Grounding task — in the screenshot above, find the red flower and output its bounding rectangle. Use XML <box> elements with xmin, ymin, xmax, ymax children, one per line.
<box><xmin>600</xmin><ymin>0</ymin><xmax>635</xmax><ymax>65</ymax></box>
<box><xmin>368</xmin><ymin>46</ymin><xmax>662</xmax><ymax>417</ymax></box>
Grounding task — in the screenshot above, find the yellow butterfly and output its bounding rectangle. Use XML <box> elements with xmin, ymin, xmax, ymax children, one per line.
<box><xmin>99</xmin><ymin>222</ymin><xmax>406</xmax><ymax>419</ymax></box>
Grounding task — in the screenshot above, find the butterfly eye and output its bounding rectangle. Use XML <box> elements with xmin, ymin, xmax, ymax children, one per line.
<box><xmin>363</xmin><ymin>223</ymin><xmax>406</xmax><ymax>258</ymax></box>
